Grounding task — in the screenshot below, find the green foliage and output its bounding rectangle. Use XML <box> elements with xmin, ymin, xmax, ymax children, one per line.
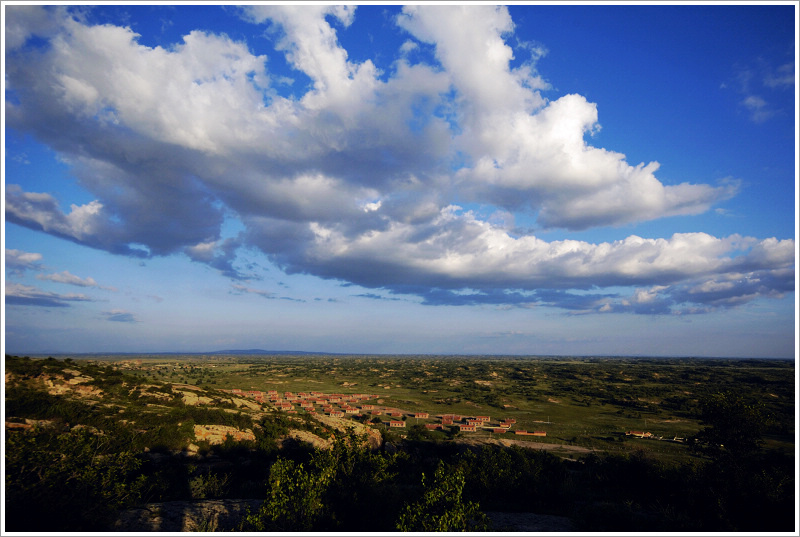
<box><xmin>458</xmin><ymin>445</ymin><xmax>566</xmax><ymax>513</ymax></box>
<box><xmin>5</xmin><ymin>354</ymin><xmax>49</xmax><ymax>377</ymax></box>
<box><xmin>5</xmin><ymin>429</ymin><xmax>149</xmax><ymax>531</ymax></box>
<box><xmin>683</xmin><ymin>392</ymin><xmax>794</xmax><ymax>531</ymax></box>
<box><xmin>189</xmin><ymin>472</ymin><xmax>231</xmax><ymax>500</ymax></box>
<box><xmin>177</xmin><ymin>405</ymin><xmax>254</xmax><ymax>429</ymax></box>
<box><xmin>254</xmin><ymin>412</ymin><xmax>291</xmax><ymax>452</ymax></box>
<box><xmin>396</xmin><ymin>460</ymin><xmax>491</xmax><ymax>532</ymax></box>
<box><xmin>5</xmin><ymin>384</ymin><xmax>65</xmax><ymax>418</ymax></box>
<box><xmin>406</xmin><ymin>423</ymin><xmax>431</xmax><ymax>441</ymax></box>
<box><xmin>688</xmin><ymin>450</ymin><xmax>796</xmax><ymax>531</ymax></box>
<box><xmin>691</xmin><ymin>391</ymin><xmax>768</xmax><ymax>459</ymax></box>
<box><xmin>243</xmin><ymin>457</ymin><xmax>333</xmax><ymax>531</ymax></box>
<box><xmin>315</xmin><ymin>432</ymin><xmax>406</xmax><ymax>530</ymax></box>
<box><xmin>242</xmin><ymin>432</ymin><xmax>406</xmax><ymax>531</ymax></box>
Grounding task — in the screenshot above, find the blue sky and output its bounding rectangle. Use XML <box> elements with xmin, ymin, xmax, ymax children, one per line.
<box><xmin>3</xmin><ymin>3</ymin><xmax>797</xmax><ymax>357</ymax></box>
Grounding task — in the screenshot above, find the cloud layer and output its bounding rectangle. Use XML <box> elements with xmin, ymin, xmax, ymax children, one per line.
<box><xmin>4</xmin><ymin>5</ymin><xmax>794</xmax><ymax>314</ymax></box>
<box><xmin>5</xmin><ymin>282</ymin><xmax>94</xmax><ymax>308</ymax></box>
<box><xmin>4</xmin><ymin>248</ymin><xmax>118</xmax><ymax>308</ymax></box>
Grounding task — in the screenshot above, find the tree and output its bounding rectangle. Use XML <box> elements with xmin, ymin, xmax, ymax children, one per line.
<box><xmin>691</xmin><ymin>391</ymin><xmax>768</xmax><ymax>459</ymax></box>
<box><xmin>395</xmin><ymin>461</ymin><xmax>491</xmax><ymax>531</ymax></box>
<box><xmin>406</xmin><ymin>423</ymin><xmax>430</xmax><ymax>442</ymax></box>
<box><xmin>5</xmin><ymin>429</ymin><xmax>149</xmax><ymax>531</ymax></box>
<box><xmin>242</xmin><ymin>457</ymin><xmax>333</xmax><ymax>531</ymax></box>
<box><xmin>687</xmin><ymin>391</ymin><xmax>793</xmax><ymax>531</ymax></box>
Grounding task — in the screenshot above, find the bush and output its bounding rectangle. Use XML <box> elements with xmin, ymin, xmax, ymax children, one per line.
<box><xmin>5</xmin><ymin>429</ymin><xmax>149</xmax><ymax>531</ymax></box>
<box><xmin>396</xmin><ymin>461</ymin><xmax>490</xmax><ymax>531</ymax></box>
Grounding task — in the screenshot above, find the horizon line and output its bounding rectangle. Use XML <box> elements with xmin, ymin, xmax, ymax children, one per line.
<box><xmin>3</xmin><ymin>350</ymin><xmax>794</xmax><ymax>361</ymax></box>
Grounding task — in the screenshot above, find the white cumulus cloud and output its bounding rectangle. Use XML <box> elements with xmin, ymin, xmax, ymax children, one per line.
<box><xmin>3</xmin><ymin>5</ymin><xmax>793</xmax><ymax>314</ymax></box>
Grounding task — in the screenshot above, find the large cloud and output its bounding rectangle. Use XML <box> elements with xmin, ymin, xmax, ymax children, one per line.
<box><xmin>395</xmin><ymin>6</ymin><xmax>738</xmax><ymax>228</ymax></box>
<box><xmin>245</xmin><ymin>205</ymin><xmax>793</xmax><ymax>312</ymax></box>
<box><xmin>4</xmin><ymin>5</ymin><xmax>793</xmax><ymax>314</ymax></box>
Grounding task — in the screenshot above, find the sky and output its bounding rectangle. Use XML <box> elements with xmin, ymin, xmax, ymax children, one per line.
<box><xmin>2</xmin><ymin>2</ymin><xmax>797</xmax><ymax>358</ymax></box>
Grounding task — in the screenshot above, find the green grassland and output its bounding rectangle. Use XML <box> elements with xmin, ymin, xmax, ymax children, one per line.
<box><xmin>96</xmin><ymin>354</ymin><xmax>795</xmax><ymax>462</ymax></box>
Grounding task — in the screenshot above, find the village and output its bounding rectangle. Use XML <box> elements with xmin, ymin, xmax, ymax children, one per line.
<box><xmin>220</xmin><ymin>387</ymin><xmax>694</xmax><ymax>443</ymax></box>
<box><xmin>221</xmin><ymin>387</ymin><xmax>548</xmax><ymax>437</ymax></box>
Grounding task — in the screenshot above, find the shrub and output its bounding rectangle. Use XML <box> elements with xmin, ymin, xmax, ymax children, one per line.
<box><xmin>5</xmin><ymin>429</ymin><xmax>149</xmax><ymax>531</ymax></box>
<box><xmin>395</xmin><ymin>461</ymin><xmax>490</xmax><ymax>532</ymax></box>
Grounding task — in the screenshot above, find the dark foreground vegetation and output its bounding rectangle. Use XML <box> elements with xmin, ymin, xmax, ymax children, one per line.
<box><xmin>4</xmin><ymin>354</ymin><xmax>796</xmax><ymax>532</ymax></box>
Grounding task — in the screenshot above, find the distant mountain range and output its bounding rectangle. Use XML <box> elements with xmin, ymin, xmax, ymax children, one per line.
<box><xmin>208</xmin><ymin>349</ymin><xmax>333</xmax><ymax>355</ymax></box>
<box><xmin>19</xmin><ymin>349</ymin><xmax>341</xmax><ymax>357</ymax></box>
<box><xmin>14</xmin><ymin>350</ymin><xmax>786</xmax><ymax>361</ymax></box>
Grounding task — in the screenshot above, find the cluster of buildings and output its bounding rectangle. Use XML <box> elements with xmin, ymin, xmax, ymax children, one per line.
<box><xmin>222</xmin><ymin>388</ymin><xmax>547</xmax><ymax>436</ymax></box>
<box><xmin>428</xmin><ymin>414</ymin><xmax>546</xmax><ymax>436</ymax></box>
<box><xmin>626</xmin><ymin>430</ymin><xmax>686</xmax><ymax>443</ymax></box>
<box><xmin>223</xmin><ymin>388</ymin><xmax>380</xmax><ymax>415</ymax></box>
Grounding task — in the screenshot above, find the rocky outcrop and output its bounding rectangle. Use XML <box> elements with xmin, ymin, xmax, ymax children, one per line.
<box><xmin>193</xmin><ymin>424</ymin><xmax>255</xmax><ymax>445</ymax></box>
<box><xmin>41</xmin><ymin>373</ymin><xmax>103</xmax><ymax>398</ymax></box>
<box><xmin>111</xmin><ymin>503</ymin><xmax>575</xmax><ymax>532</ymax></box>
<box><xmin>137</xmin><ymin>385</ymin><xmax>174</xmax><ymax>401</ymax></box>
<box><xmin>229</xmin><ymin>396</ymin><xmax>262</xmax><ymax>410</ymax></box>
<box><xmin>485</xmin><ymin>511</ymin><xmax>575</xmax><ymax>531</ymax></box>
<box><xmin>112</xmin><ymin>499</ymin><xmax>262</xmax><ymax>532</ymax></box>
<box><xmin>5</xmin><ymin>418</ymin><xmax>60</xmax><ymax>431</ymax></box>
<box><xmin>172</xmin><ymin>385</ymin><xmax>214</xmax><ymax>406</ymax></box>
<box><xmin>313</xmin><ymin>414</ymin><xmax>382</xmax><ymax>450</ymax></box>
<box><xmin>281</xmin><ymin>428</ymin><xmax>333</xmax><ymax>450</ymax></box>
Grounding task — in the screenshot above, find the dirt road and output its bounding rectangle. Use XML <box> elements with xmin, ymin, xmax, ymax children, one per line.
<box><xmin>457</xmin><ymin>435</ymin><xmax>594</xmax><ymax>455</ymax></box>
